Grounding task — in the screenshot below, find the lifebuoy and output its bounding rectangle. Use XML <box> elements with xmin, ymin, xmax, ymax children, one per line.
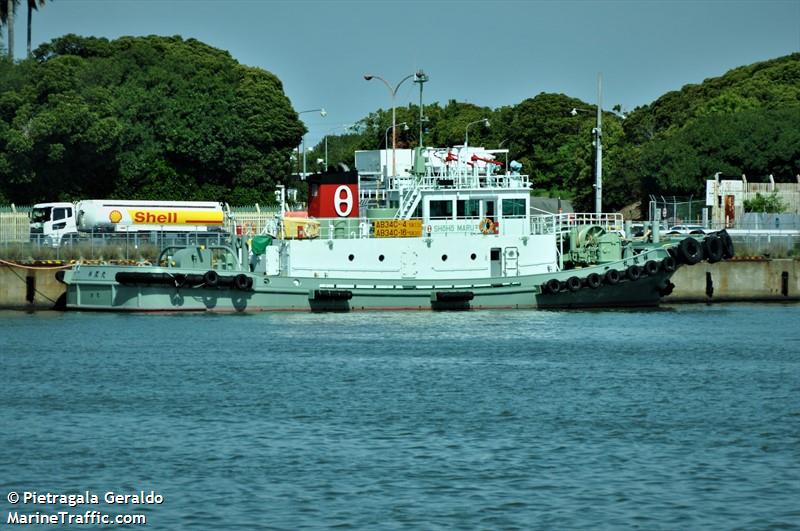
<box><xmin>203</xmin><ymin>270</ymin><xmax>219</xmax><ymax>287</ymax></box>
<box><xmin>243</xmin><ymin>222</ymin><xmax>256</xmax><ymax>236</ymax></box>
<box><xmin>703</xmin><ymin>235</ymin><xmax>724</xmax><ymax>263</ymax></box>
<box><xmin>604</xmin><ymin>269</ymin><xmax>621</xmax><ymax>285</ymax></box>
<box><xmin>644</xmin><ymin>260</ymin><xmax>660</xmax><ymax>276</ymax></box>
<box><xmin>678</xmin><ymin>237</ymin><xmax>704</xmax><ymax>265</ymax></box>
<box><xmin>479</xmin><ymin>218</ymin><xmax>495</xmax><ymax>235</ymax></box>
<box><xmin>626</xmin><ymin>265</ymin><xmax>642</xmax><ymax>281</ymax></box>
<box><xmin>566</xmin><ymin>276</ymin><xmax>582</xmax><ymax>292</ymax></box>
<box><xmin>661</xmin><ymin>256</ymin><xmax>677</xmax><ymax>273</ymax></box>
<box><xmin>586</xmin><ymin>272</ymin><xmax>602</xmax><ymax>289</ymax></box>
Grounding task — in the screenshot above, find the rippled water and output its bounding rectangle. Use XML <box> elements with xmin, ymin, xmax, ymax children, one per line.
<box><xmin>1</xmin><ymin>304</ymin><xmax>799</xmax><ymax>529</ymax></box>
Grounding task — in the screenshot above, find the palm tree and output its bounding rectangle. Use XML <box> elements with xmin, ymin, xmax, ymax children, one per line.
<box><xmin>0</xmin><ymin>0</ymin><xmax>17</xmax><ymax>60</ymax></box>
<box><xmin>27</xmin><ymin>0</ymin><xmax>45</xmax><ymax>58</ymax></box>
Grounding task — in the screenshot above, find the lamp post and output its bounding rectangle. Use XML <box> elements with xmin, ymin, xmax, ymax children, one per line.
<box><xmin>364</xmin><ymin>73</ymin><xmax>416</xmax><ymax>178</ymax></box>
<box><xmin>465</xmin><ymin>118</ymin><xmax>490</xmax><ymax>149</ymax></box>
<box><xmin>385</xmin><ymin>122</ymin><xmax>409</xmax><ymax>150</ymax></box>
<box><xmin>569</xmin><ymin>73</ymin><xmax>621</xmax><ymax>214</ymax></box>
<box><xmin>298</xmin><ymin>108</ymin><xmax>327</xmax><ymax>179</ymax></box>
<box><xmin>413</xmin><ymin>69</ymin><xmax>429</xmax><ymax>147</ymax></box>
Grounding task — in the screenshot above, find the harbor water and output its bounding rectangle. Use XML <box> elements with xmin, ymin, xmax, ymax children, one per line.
<box><xmin>1</xmin><ymin>304</ymin><xmax>799</xmax><ymax>529</ymax></box>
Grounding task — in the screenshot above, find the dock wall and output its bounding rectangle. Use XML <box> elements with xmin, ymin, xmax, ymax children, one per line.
<box><xmin>665</xmin><ymin>258</ymin><xmax>799</xmax><ymax>302</ymax></box>
<box><xmin>0</xmin><ymin>263</ymin><xmax>68</xmax><ymax>310</ymax></box>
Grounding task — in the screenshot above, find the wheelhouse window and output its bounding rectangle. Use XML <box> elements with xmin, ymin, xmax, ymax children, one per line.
<box><xmin>429</xmin><ymin>200</ymin><xmax>453</xmax><ymax>219</ymax></box>
<box><xmin>502</xmin><ymin>198</ymin><xmax>526</xmax><ymax>217</ymax></box>
<box><xmin>456</xmin><ymin>199</ymin><xmax>480</xmax><ymax>218</ymax></box>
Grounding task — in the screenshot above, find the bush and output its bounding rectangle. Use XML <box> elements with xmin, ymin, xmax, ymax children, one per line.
<box><xmin>743</xmin><ymin>192</ymin><xmax>788</xmax><ymax>213</ymax></box>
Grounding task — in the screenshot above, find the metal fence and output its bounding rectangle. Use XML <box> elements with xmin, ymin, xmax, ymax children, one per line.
<box><xmin>648</xmin><ymin>196</ymin><xmax>708</xmax><ymax>226</ymax></box>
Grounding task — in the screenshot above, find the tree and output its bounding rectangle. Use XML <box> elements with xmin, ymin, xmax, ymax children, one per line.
<box><xmin>27</xmin><ymin>0</ymin><xmax>45</xmax><ymax>58</ymax></box>
<box><xmin>0</xmin><ymin>34</ymin><xmax>305</xmax><ymax>204</ymax></box>
<box><xmin>0</xmin><ymin>0</ymin><xmax>16</xmax><ymax>60</ymax></box>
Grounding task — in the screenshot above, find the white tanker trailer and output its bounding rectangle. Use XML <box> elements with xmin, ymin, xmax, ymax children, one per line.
<box><xmin>30</xmin><ymin>199</ymin><xmax>228</xmax><ymax>245</ymax></box>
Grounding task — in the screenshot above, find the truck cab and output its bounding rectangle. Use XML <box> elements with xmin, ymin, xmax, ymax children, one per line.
<box><xmin>30</xmin><ymin>202</ymin><xmax>78</xmax><ymax>246</ymax></box>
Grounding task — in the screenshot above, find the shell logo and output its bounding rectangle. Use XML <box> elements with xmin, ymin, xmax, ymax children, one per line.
<box><xmin>108</xmin><ymin>209</ymin><xmax>123</xmax><ymax>223</ymax></box>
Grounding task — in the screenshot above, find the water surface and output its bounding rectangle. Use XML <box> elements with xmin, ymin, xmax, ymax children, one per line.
<box><xmin>1</xmin><ymin>304</ymin><xmax>799</xmax><ymax>529</ymax></box>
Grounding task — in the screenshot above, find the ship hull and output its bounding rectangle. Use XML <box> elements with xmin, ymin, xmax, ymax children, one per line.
<box><xmin>60</xmin><ymin>261</ymin><xmax>677</xmax><ymax>312</ymax></box>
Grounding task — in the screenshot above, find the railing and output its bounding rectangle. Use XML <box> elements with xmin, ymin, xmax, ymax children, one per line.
<box><xmin>390</xmin><ymin>173</ymin><xmax>530</xmax><ymax>191</ymax></box>
<box><xmin>531</xmin><ymin>212</ymin><xmax>624</xmax><ymax>235</ymax></box>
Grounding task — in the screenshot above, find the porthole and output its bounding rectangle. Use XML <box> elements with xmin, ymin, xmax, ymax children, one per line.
<box><xmin>348</xmin><ymin>254</ymin><xmax>354</xmax><ymax>261</ymax></box>
<box><xmin>441</xmin><ymin>254</ymin><xmax>448</xmax><ymax>261</ymax></box>
<box><xmin>470</xmin><ymin>253</ymin><xmax>477</xmax><ymax>260</ymax></box>
<box><xmin>378</xmin><ymin>255</ymin><xmax>385</xmax><ymax>262</ymax></box>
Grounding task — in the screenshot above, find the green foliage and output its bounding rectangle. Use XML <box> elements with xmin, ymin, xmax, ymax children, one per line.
<box><xmin>2</xmin><ymin>32</ymin><xmax>796</xmax><ymax>214</ymax></box>
<box><xmin>743</xmin><ymin>192</ymin><xmax>788</xmax><ymax>213</ymax></box>
<box><xmin>0</xmin><ymin>34</ymin><xmax>303</xmax><ymax>204</ymax></box>
<box><xmin>319</xmin><ymin>53</ymin><xmax>799</xmax><ymax>212</ymax></box>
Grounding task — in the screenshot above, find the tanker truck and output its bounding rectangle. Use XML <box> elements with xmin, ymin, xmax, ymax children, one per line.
<box><xmin>30</xmin><ymin>200</ymin><xmax>228</xmax><ymax>246</ymax></box>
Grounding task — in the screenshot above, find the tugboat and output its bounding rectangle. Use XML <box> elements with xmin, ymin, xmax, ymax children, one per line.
<box><xmin>57</xmin><ymin>145</ymin><xmax>734</xmax><ymax>311</ymax></box>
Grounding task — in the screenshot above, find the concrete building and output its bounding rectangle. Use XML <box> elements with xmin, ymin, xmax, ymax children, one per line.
<box><xmin>706</xmin><ymin>173</ymin><xmax>800</xmax><ymax>228</ymax></box>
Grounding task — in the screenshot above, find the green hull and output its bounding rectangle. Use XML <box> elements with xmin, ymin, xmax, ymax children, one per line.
<box><xmin>60</xmin><ymin>259</ymin><xmax>678</xmax><ymax>312</ymax></box>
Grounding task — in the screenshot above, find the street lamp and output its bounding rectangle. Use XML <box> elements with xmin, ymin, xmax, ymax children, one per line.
<box><xmin>385</xmin><ymin>122</ymin><xmax>409</xmax><ymax>150</ymax></box>
<box><xmin>413</xmin><ymin>69</ymin><xmax>429</xmax><ymax>147</ymax></box>
<box><xmin>569</xmin><ymin>73</ymin><xmax>623</xmax><ymax>214</ymax></box>
<box><xmin>465</xmin><ymin>118</ymin><xmax>490</xmax><ymax>149</ymax></box>
<box><xmin>364</xmin><ymin>73</ymin><xmax>416</xmax><ymax>178</ymax></box>
<box><xmin>298</xmin><ymin>108</ymin><xmax>327</xmax><ymax>179</ymax></box>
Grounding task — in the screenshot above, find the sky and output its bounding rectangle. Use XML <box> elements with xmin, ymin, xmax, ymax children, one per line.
<box><xmin>4</xmin><ymin>0</ymin><xmax>799</xmax><ymax>146</ymax></box>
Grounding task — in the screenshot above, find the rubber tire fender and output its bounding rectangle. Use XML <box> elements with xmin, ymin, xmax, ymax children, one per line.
<box><xmin>545</xmin><ymin>278</ymin><xmax>561</xmax><ymax>294</ymax></box>
<box><xmin>644</xmin><ymin>260</ymin><xmax>660</xmax><ymax>276</ymax></box>
<box><xmin>586</xmin><ymin>272</ymin><xmax>602</xmax><ymax>289</ymax></box>
<box><xmin>203</xmin><ymin>270</ymin><xmax>219</xmax><ymax>288</ymax></box>
<box><xmin>626</xmin><ymin>265</ymin><xmax>642</xmax><ymax>281</ymax></box>
<box><xmin>703</xmin><ymin>235</ymin><xmax>724</xmax><ymax>263</ymax></box>
<box><xmin>604</xmin><ymin>269</ymin><xmax>621</xmax><ymax>285</ymax></box>
<box><xmin>234</xmin><ymin>273</ymin><xmax>251</xmax><ymax>291</ymax></box>
<box><xmin>678</xmin><ymin>237</ymin><xmax>704</xmax><ymax>265</ymax></box>
<box><xmin>661</xmin><ymin>256</ymin><xmax>677</xmax><ymax>273</ymax></box>
<box><xmin>718</xmin><ymin>229</ymin><xmax>735</xmax><ymax>259</ymax></box>
<box><xmin>566</xmin><ymin>276</ymin><xmax>582</xmax><ymax>292</ymax></box>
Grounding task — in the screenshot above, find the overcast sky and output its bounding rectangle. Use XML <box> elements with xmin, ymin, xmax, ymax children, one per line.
<box><xmin>7</xmin><ymin>0</ymin><xmax>800</xmax><ymax>145</ymax></box>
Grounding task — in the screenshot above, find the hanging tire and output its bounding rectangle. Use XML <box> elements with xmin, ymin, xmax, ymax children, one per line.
<box><xmin>661</xmin><ymin>255</ymin><xmax>677</xmax><ymax>273</ymax></box>
<box><xmin>667</xmin><ymin>246</ymin><xmax>679</xmax><ymax>261</ymax></box>
<box><xmin>586</xmin><ymin>272</ymin><xmax>602</xmax><ymax>289</ymax></box>
<box><xmin>718</xmin><ymin>230</ymin><xmax>735</xmax><ymax>259</ymax></box>
<box><xmin>703</xmin><ymin>235</ymin><xmax>724</xmax><ymax>264</ymax></box>
<box><xmin>234</xmin><ymin>273</ymin><xmax>251</xmax><ymax>291</ymax></box>
<box><xmin>644</xmin><ymin>260</ymin><xmax>660</xmax><ymax>276</ymax></box>
<box><xmin>626</xmin><ymin>265</ymin><xmax>642</xmax><ymax>281</ymax></box>
<box><xmin>566</xmin><ymin>276</ymin><xmax>582</xmax><ymax>292</ymax></box>
<box><xmin>678</xmin><ymin>237</ymin><xmax>704</xmax><ymax>265</ymax></box>
<box><xmin>203</xmin><ymin>270</ymin><xmax>219</xmax><ymax>287</ymax></box>
<box><xmin>545</xmin><ymin>278</ymin><xmax>561</xmax><ymax>294</ymax></box>
<box><xmin>604</xmin><ymin>269</ymin><xmax>621</xmax><ymax>285</ymax></box>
